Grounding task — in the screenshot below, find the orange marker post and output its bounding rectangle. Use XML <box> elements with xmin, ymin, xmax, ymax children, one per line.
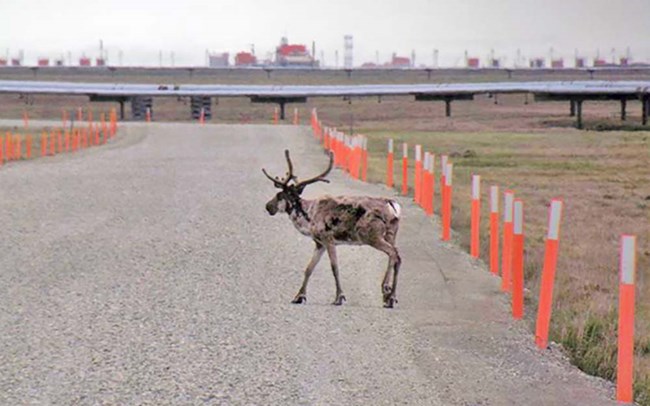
<box><xmin>26</xmin><ymin>135</ymin><xmax>32</xmax><ymax>159</ymax></box>
<box><xmin>401</xmin><ymin>143</ymin><xmax>408</xmax><ymax>196</ymax></box>
<box><xmin>348</xmin><ymin>137</ymin><xmax>356</xmax><ymax>178</ymax></box>
<box><xmin>350</xmin><ymin>136</ymin><xmax>356</xmax><ymax>177</ymax></box>
<box><xmin>57</xmin><ymin>129</ymin><xmax>63</xmax><ymax>153</ymax></box>
<box><xmin>512</xmin><ymin>199</ymin><xmax>525</xmax><ymax>319</ymax></box>
<box><xmin>386</xmin><ymin>139</ymin><xmax>394</xmax><ymax>188</ymax></box>
<box><xmin>5</xmin><ymin>134</ymin><xmax>11</xmax><ymax>161</ymax></box>
<box><xmin>199</xmin><ymin>107</ymin><xmax>206</xmax><ymax>125</ymax></box>
<box><xmin>440</xmin><ymin>155</ymin><xmax>448</xmax><ymax>215</ymax></box>
<box><xmin>16</xmin><ymin>135</ymin><xmax>22</xmax><ymax>159</ymax></box>
<box><xmin>421</xmin><ymin>152</ymin><xmax>430</xmax><ymax>213</ymax></box>
<box><xmin>101</xmin><ymin>113</ymin><xmax>107</xmax><ymax>140</ymax></box>
<box><xmin>344</xmin><ymin>136</ymin><xmax>351</xmax><ymax>176</ymax></box>
<box><xmin>361</xmin><ymin>136</ymin><xmax>368</xmax><ymax>182</ymax></box>
<box><xmin>49</xmin><ymin>131</ymin><xmax>56</xmax><ymax>156</ymax></box>
<box><xmin>0</xmin><ymin>138</ymin><xmax>3</xmax><ymax>165</ymax></box>
<box><xmin>293</xmin><ymin>108</ymin><xmax>299</xmax><ymax>125</ymax></box>
<box><xmin>441</xmin><ymin>162</ymin><xmax>453</xmax><ymax>241</ymax></box>
<box><xmin>470</xmin><ymin>175</ymin><xmax>481</xmax><ymax>258</ymax></box>
<box><xmin>323</xmin><ymin>127</ymin><xmax>330</xmax><ymax>150</ymax></box>
<box><xmin>489</xmin><ymin>186</ymin><xmax>500</xmax><ymax>275</ymax></box>
<box><xmin>428</xmin><ymin>153</ymin><xmax>436</xmax><ymax>216</ymax></box>
<box><xmin>81</xmin><ymin>128</ymin><xmax>87</xmax><ymax>149</ymax></box>
<box><xmin>535</xmin><ymin>199</ymin><xmax>564</xmax><ymax>350</ymax></box>
<box><xmin>501</xmin><ymin>190</ymin><xmax>515</xmax><ymax>292</ymax></box>
<box><xmin>41</xmin><ymin>132</ymin><xmax>47</xmax><ymax>157</ymax></box>
<box><xmin>65</xmin><ymin>130</ymin><xmax>70</xmax><ymax>152</ymax></box>
<box><xmin>114</xmin><ymin>107</ymin><xmax>119</xmax><ymax>136</ymax></box>
<box><xmin>414</xmin><ymin>145</ymin><xmax>422</xmax><ymax>204</ymax></box>
<box><xmin>145</xmin><ymin>107</ymin><xmax>151</xmax><ymax>123</ymax></box>
<box><xmin>6</xmin><ymin>132</ymin><xmax>12</xmax><ymax>161</ymax></box>
<box><xmin>617</xmin><ymin>235</ymin><xmax>636</xmax><ymax>404</ymax></box>
<box><xmin>10</xmin><ymin>133</ymin><xmax>15</xmax><ymax>161</ymax></box>
<box><xmin>428</xmin><ymin>153</ymin><xmax>434</xmax><ymax>214</ymax></box>
<box><xmin>273</xmin><ymin>107</ymin><xmax>279</xmax><ymax>124</ymax></box>
<box><xmin>332</xmin><ymin>132</ymin><xmax>340</xmax><ymax>166</ymax></box>
<box><xmin>421</xmin><ymin>151</ymin><xmax>430</xmax><ymax>210</ymax></box>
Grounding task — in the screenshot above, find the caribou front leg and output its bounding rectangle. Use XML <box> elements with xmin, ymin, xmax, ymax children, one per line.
<box><xmin>326</xmin><ymin>244</ymin><xmax>346</xmax><ymax>305</ymax></box>
<box><xmin>292</xmin><ymin>242</ymin><xmax>325</xmax><ymax>304</ymax></box>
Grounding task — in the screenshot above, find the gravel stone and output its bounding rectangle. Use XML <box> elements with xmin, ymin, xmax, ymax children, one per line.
<box><xmin>0</xmin><ymin>122</ymin><xmax>616</xmax><ymax>405</ymax></box>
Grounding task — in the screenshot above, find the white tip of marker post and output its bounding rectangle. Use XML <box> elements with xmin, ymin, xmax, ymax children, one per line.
<box><xmin>388</xmin><ymin>139</ymin><xmax>393</xmax><ymax>152</ymax></box>
<box><xmin>547</xmin><ymin>199</ymin><xmax>563</xmax><ymax>240</ymax></box>
<box><xmin>514</xmin><ymin>200</ymin><xmax>523</xmax><ymax>235</ymax></box>
<box><xmin>504</xmin><ymin>191</ymin><xmax>514</xmax><ymax>222</ymax></box>
<box><xmin>620</xmin><ymin>235</ymin><xmax>636</xmax><ymax>285</ymax></box>
<box><xmin>490</xmin><ymin>186</ymin><xmax>499</xmax><ymax>213</ymax></box>
<box><xmin>445</xmin><ymin>163</ymin><xmax>453</xmax><ymax>186</ymax></box>
<box><xmin>403</xmin><ymin>142</ymin><xmax>408</xmax><ymax>158</ymax></box>
<box><xmin>415</xmin><ymin>145</ymin><xmax>422</xmax><ymax>162</ymax></box>
<box><xmin>472</xmin><ymin>175</ymin><xmax>481</xmax><ymax>200</ymax></box>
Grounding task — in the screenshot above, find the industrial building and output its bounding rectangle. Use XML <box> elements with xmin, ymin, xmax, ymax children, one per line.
<box><xmin>235</xmin><ymin>52</ymin><xmax>257</xmax><ymax>66</ymax></box>
<box><xmin>274</xmin><ymin>37</ymin><xmax>316</xmax><ymax>67</ymax></box>
<box><xmin>208</xmin><ymin>52</ymin><xmax>230</xmax><ymax>68</ymax></box>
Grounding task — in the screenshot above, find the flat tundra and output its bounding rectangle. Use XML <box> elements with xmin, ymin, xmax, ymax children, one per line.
<box><xmin>263</xmin><ymin>150</ymin><xmax>402</xmax><ymax>308</ymax></box>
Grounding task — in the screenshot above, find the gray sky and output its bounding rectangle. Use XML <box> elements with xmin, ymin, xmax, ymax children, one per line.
<box><xmin>1</xmin><ymin>0</ymin><xmax>649</xmax><ymax>67</ymax></box>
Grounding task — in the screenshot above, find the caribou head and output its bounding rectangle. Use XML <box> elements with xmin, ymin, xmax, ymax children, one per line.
<box><xmin>262</xmin><ymin>150</ymin><xmax>333</xmax><ymax>216</ymax></box>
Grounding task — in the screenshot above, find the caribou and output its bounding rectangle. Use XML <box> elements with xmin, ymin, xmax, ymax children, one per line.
<box><xmin>263</xmin><ymin>150</ymin><xmax>402</xmax><ymax>308</ymax></box>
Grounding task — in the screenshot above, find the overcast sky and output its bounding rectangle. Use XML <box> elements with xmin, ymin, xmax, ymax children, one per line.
<box><xmin>1</xmin><ymin>0</ymin><xmax>649</xmax><ymax>67</ymax></box>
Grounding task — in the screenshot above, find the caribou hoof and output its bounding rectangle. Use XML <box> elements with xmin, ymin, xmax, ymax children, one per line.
<box><xmin>384</xmin><ymin>297</ymin><xmax>398</xmax><ymax>309</ymax></box>
<box><xmin>291</xmin><ymin>294</ymin><xmax>307</xmax><ymax>304</ymax></box>
<box><xmin>382</xmin><ymin>286</ymin><xmax>393</xmax><ymax>302</ymax></box>
<box><xmin>332</xmin><ymin>295</ymin><xmax>346</xmax><ymax>306</ymax></box>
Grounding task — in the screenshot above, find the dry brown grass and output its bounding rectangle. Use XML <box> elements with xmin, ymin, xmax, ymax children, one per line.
<box><xmin>358</xmin><ymin>129</ymin><xmax>650</xmax><ymax>403</ymax></box>
<box><xmin>1</xmin><ymin>67</ymin><xmax>649</xmax><ymax>402</ymax></box>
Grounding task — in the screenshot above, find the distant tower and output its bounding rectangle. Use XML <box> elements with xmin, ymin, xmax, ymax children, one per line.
<box><xmin>344</xmin><ymin>35</ymin><xmax>353</xmax><ymax>69</ymax></box>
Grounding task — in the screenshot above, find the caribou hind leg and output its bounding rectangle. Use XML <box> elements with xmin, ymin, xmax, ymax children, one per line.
<box><xmin>292</xmin><ymin>242</ymin><xmax>325</xmax><ymax>304</ymax></box>
<box><xmin>372</xmin><ymin>239</ymin><xmax>401</xmax><ymax>308</ymax></box>
<box><xmin>326</xmin><ymin>244</ymin><xmax>346</xmax><ymax>305</ymax></box>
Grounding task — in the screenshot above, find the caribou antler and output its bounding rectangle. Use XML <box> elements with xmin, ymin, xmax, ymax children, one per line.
<box><xmin>295</xmin><ymin>151</ymin><xmax>334</xmax><ymax>189</ymax></box>
<box><xmin>262</xmin><ymin>149</ymin><xmax>297</xmax><ymax>189</ymax></box>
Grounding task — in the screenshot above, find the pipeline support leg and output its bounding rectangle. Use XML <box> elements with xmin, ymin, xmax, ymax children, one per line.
<box><xmin>576</xmin><ymin>100</ymin><xmax>583</xmax><ymax>129</ymax></box>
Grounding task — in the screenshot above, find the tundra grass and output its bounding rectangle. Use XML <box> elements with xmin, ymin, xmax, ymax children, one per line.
<box><xmin>361</xmin><ymin>129</ymin><xmax>650</xmax><ymax>404</ymax></box>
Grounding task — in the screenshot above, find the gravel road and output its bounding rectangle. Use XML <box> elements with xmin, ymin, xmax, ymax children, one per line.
<box><xmin>0</xmin><ymin>122</ymin><xmax>616</xmax><ymax>405</ymax></box>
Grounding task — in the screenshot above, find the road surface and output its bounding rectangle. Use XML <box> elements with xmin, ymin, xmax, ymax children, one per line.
<box><xmin>0</xmin><ymin>122</ymin><xmax>615</xmax><ymax>405</ymax></box>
